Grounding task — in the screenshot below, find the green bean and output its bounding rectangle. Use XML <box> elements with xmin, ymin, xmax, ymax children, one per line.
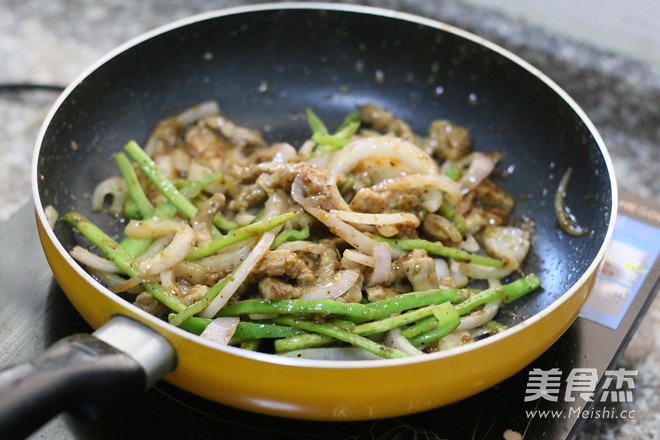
<box><xmin>454</xmin><ymin>273</ymin><xmax>540</xmax><ymax>312</ymax></box>
<box><xmin>377</xmin><ymin>237</ymin><xmax>504</xmax><ymax>268</ymax></box>
<box><xmin>185</xmin><ymin>212</ymin><xmax>296</xmax><ymax>260</ymax></box>
<box><xmin>339</xmin><ymin>177</ymin><xmax>355</xmax><ymax>195</ymax></box>
<box><xmin>442</xmin><ymin>162</ymin><xmax>461</xmax><ymax>181</ymax></box>
<box><xmin>438</xmin><ymin>199</ymin><xmax>467</xmax><ymax>234</ymax></box>
<box><xmin>230</xmin><ymin>322</ymin><xmax>300</xmax><ymax>344</ymax></box>
<box><xmin>273</xmin><ymin>316</ymin><xmax>408</xmax><ymax>359</ymax></box>
<box><xmin>307</xmin><ymin>108</ymin><xmax>360</xmax><ymax>156</ymax></box>
<box><xmin>218</xmin><ymin>287</ymin><xmax>467</xmax><ymax>323</ymax></box>
<box><xmin>239</xmin><ymin>340</ymin><xmax>261</xmax><ymax>351</ymax></box>
<box><xmin>180</xmin><ymin>172</ymin><xmax>221</xmax><ymax>199</ymax></box>
<box><xmin>217</xmin><ymin>298</ymin><xmax>375</xmax><ymax>322</ymax></box>
<box><xmin>478</xmin><ymin>320</ymin><xmax>508</xmax><ymax>336</ymax></box>
<box><xmin>123</xmin><ymin>197</ymin><xmax>140</xmax><ymax>219</ymax></box>
<box><xmin>62</xmin><ymin>212</ymin><xmax>185</xmax><ymax>312</ymax></box>
<box><xmin>271</xmin><ymin>225</ymin><xmax>310</xmax><ymax>249</ymax></box>
<box><xmin>305</xmin><ymin>108</ymin><xmax>329</xmax><ymax>136</ymax></box>
<box><xmin>173</xmin><ymin>315</ymin><xmax>210</xmax><ymax>334</ymax></box>
<box><xmin>118</xmin><ymin>172</ymin><xmax>225</xmax><ymax>258</ymax></box>
<box><xmin>274</xmin><ymin>332</ymin><xmax>335</xmax><ymax>353</ymax></box>
<box><xmin>114</xmin><ymin>152</ymin><xmax>154</xmax><ymax>218</ymax></box>
<box><xmin>400</xmin><ymin>315</ymin><xmax>436</xmax><ymax>339</ymax></box>
<box><xmin>352</xmin><ymin>304</ymin><xmax>446</xmax><ymax>336</ymax></box>
<box><xmin>401</xmin><ymin>274</ymin><xmax>540</xmax><ymax>339</ymax></box>
<box><xmin>365</xmin><ymin>287</ymin><xmax>467</xmax><ymax>320</ymax></box>
<box><xmin>173</xmin><ymin>315</ymin><xmax>298</xmax><ymax>340</ymax></box>
<box><xmin>213</xmin><ymin>212</ymin><xmax>238</xmax><ymax>232</ymax></box>
<box><xmin>312</xmin><ymin>121</ymin><xmax>360</xmax><ymax>150</ymax></box>
<box><xmin>124</xmin><ymin>140</ymin><xmax>198</xmax><ymax>219</ymax></box>
<box><xmin>408</xmin><ymin>302</ymin><xmax>461</xmax><ymax>349</ymax></box>
<box><xmin>63</xmin><ymin>212</ymin><xmax>136</xmax><ymax>275</ymax></box>
<box><xmin>275</xmin><ymin>303</ymin><xmax>457</xmax><ymax>353</ymax></box>
<box><xmin>336</xmin><ymin>111</ymin><xmax>361</xmax><ymax>131</ymax></box>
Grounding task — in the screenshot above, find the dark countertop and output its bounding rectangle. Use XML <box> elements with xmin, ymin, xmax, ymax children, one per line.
<box><xmin>1</xmin><ymin>1</ymin><xmax>658</xmax><ymax>438</ymax></box>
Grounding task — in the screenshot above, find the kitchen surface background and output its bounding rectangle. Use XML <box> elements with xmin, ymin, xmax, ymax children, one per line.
<box><xmin>1</xmin><ymin>1</ymin><xmax>658</xmax><ymax>438</ymax></box>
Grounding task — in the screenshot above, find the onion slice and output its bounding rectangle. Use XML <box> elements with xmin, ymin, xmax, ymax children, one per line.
<box><xmin>458</xmin><ymin>152</ymin><xmax>495</xmax><ymax>195</ymax></box>
<box><xmin>200</xmin><ymin>317</ymin><xmax>240</xmax><ymax>345</ymax></box>
<box><xmin>554</xmin><ymin>167</ymin><xmax>588</xmax><ymax>236</ymax></box>
<box><xmin>91</xmin><ymin>176</ymin><xmax>127</xmax><ymax>215</ymax></box>
<box><xmin>70</xmin><ymin>246</ymin><xmax>121</xmax><ymax>273</ymax></box>
<box><xmin>300</xmin><ymin>269</ymin><xmax>361</xmax><ymax>300</ymax></box>
<box><xmin>384</xmin><ymin>328</ymin><xmax>424</xmax><ymax>356</ymax></box>
<box><xmin>367</xmin><ymin>242</ymin><xmax>391</xmax><ymax>287</ymax></box>
<box><xmin>343</xmin><ymin>249</ymin><xmax>375</xmax><ymax>267</ymax></box>
<box><xmin>199</xmin><ymin>228</ymin><xmax>280</xmax><ymax>318</ymax></box>
<box><xmin>329</xmin><ymin>210</ymin><xmax>420</xmax><ymax>228</ymax></box>
<box><xmin>325</xmin><ymin>136</ymin><xmax>440</xmax><ymax>176</ymax></box>
<box><xmin>371</xmin><ymin>173</ymin><xmax>462</xmax><ymax>204</ymax></box>
<box><xmin>457</xmin><ymin>300</ymin><xmax>501</xmax><ymax>330</ymax></box>
<box><xmin>136</xmin><ymin>225</ymin><xmax>196</xmax><ymax>275</ymax></box>
<box><xmin>280</xmin><ymin>347</ymin><xmax>382</xmax><ymax>361</ymax></box>
<box><xmin>125</xmin><ymin>219</ymin><xmax>188</xmax><ymax>238</ymax></box>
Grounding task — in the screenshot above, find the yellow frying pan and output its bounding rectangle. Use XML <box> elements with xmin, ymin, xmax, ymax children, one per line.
<box><xmin>0</xmin><ymin>3</ymin><xmax>616</xmax><ymax>438</ymax></box>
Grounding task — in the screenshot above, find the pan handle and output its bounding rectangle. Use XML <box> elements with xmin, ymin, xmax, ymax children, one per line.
<box><xmin>0</xmin><ymin>316</ymin><xmax>177</xmax><ymax>439</ymax></box>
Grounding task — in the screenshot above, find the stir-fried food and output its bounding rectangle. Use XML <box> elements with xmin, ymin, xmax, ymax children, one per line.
<box><xmin>61</xmin><ymin>102</ymin><xmax>540</xmax><ymax>360</ymax></box>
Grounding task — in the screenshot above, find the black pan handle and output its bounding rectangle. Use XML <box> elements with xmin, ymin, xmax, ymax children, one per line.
<box><xmin>0</xmin><ymin>316</ymin><xmax>177</xmax><ymax>439</ymax></box>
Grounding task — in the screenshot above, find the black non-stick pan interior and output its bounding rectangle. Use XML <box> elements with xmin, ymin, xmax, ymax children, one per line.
<box><xmin>37</xmin><ymin>7</ymin><xmax>614</xmax><ymax>327</ymax></box>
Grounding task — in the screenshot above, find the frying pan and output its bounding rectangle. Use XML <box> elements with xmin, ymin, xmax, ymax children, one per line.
<box><xmin>0</xmin><ymin>2</ymin><xmax>616</xmax><ymax>438</ymax></box>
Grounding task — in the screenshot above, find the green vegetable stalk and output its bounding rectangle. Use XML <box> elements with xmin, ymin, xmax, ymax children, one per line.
<box><xmin>377</xmin><ymin>237</ymin><xmax>504</xmax><ymax>268</ymax></box>
<box><xmin>62</xmin><ymin>211</ymin><xmax>186</xmax><ymax>312</ymax></box>
<box><xmin>185</xmin><ymin>212</ymin><xmax>296</xmax><ymax>260</ymax></box>
<box><xmin>273</xmin><ymin>316</ymin><xmax>408</xmax><ymax>359</ymax></box>
<box><xmin>124</xmin><ymin>140</ymin><xmax>199</xmax><ymax>219</ymax></box>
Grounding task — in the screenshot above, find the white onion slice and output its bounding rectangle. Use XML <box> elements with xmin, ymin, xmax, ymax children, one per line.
<box><xmin>450</xmin><ymin>260</ymin><xmax>469</xmax><ymax>288</ymax></box>
<box><xmin>280</xmin><ymin>347</ymin><xmax>382</xmax><ymax>361</ymax></box>
<box><xmin>457</xmin><ymin>300</ymin><xmax>501</xmax><ymax>330</ymax></box>
<box><xmin>304</xmin><ymin>205</ymin><xmax>379</xmax><ymax>255</ymax></box>
<box><xmin>433</xmin><ymin>258</ymin><xmax>450</xmax><ymax>278</ymax></box>
<box><xmin>367</xmin><ymin>242</ymin><xmax>391</xmax><ymax>287</ymax></box>
<box><xmin>175</xmin><ymin>101</ymin><xmax>220</xmax><ymax>127</ymax></box>
<box><xmin>270</xmin><ymin>143</ymin><xmax>298</xmax><ymax>163</ymax></box>
<box><xmin>194</xmin><ymin>243</ymin><xmax>253</xmax><ymax>274</ymax></box>
<box><xmin>91</xmin><ymin>176</ymin><xmax>127</xmax><ymax>215</ymax></box>
<box><xmin>291</xmin><ymin>171</ymin><xmax>377</xmax><ymax>253</ymax></box>
<box><xmin>420</xmin><ymin>189</ymin><xmax>444</xmax><ymax>213</ymax></box>
<box><xmin>459</xmin><ymin>152</ymin><xmax>496</xmax><ymax>194</ymax></box>
<box><xmin>125</xmin><ymin>219</ymin><xmax>188</xmax><ymax>238</ymax></box>
<box><xmin>300</xmin><ymin>269</ymin><xmax>360</xmax><ymax>300</ymax></box>
<box><xmin>329</xmin><ymin>210</ymin><xmax>420</xmax><ymax>228</ymax></box>
<box><xmin>70</xmin><ymin>246</ymin><xmax>120</xmax><ymax>273</ymax></box>
<box><xmin>44</xmin><ymin>205</ymin><xmax>59</xmax><ymax>229</ymax></box>
<box><xmin>384</xmin><ymin>328</ymin><xmax>424</xmax><ymax>356</ymax></box>
<box><xmin>371</xmin><ymin>174</ymin><xmax>462</xmax><ymax>204</ymax></box>
<box><xmin>480</xmin><ymin>226</ymin><xmax>530</xmax><ymax>270</ymax></box>
<box><xmin>199</xmin><ymin>228</ymin><xmax>280</xmax><ymax>318</ymax></box>
<box><xmin>136</xmin><ymin>225</ymin><xmax>195</xmax><ymax>275</ymax></box>
<box><xmin>136</xmin><ymin>236</ymin><xmax>171</xmax><ymax>261</ymax></box>
<box><xmin>343</xmin><ymin>249</ymin><xmax>375</xmax><ymax>267</ymax></box>
<box><xmin>462</xmin><ymin>226</ymin><xmax>530</xmax><ymax>279</ymax></box>
<box><xmin>200</xmin><ymin>317</ymin><xmax>240</xmax><ymax>345</ymax></box>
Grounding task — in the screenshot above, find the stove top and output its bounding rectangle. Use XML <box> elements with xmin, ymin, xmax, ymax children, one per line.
<box><xmin>0</xmin><ymin>190</ymin><xmax>658</xmax><ymax>439</ymax></box>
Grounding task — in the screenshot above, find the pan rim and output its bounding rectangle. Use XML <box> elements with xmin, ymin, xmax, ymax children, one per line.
<box><xmin>31</xmin><ymin>1</ymin><xmax>618</xmax><ymax>369</ymax></box>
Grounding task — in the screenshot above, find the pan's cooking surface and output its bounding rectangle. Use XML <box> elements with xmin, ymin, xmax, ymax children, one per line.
<box><xmin>38</xmin><ymin>7</ymin><xmax>613</xmax><ymax>327</ymax></box>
